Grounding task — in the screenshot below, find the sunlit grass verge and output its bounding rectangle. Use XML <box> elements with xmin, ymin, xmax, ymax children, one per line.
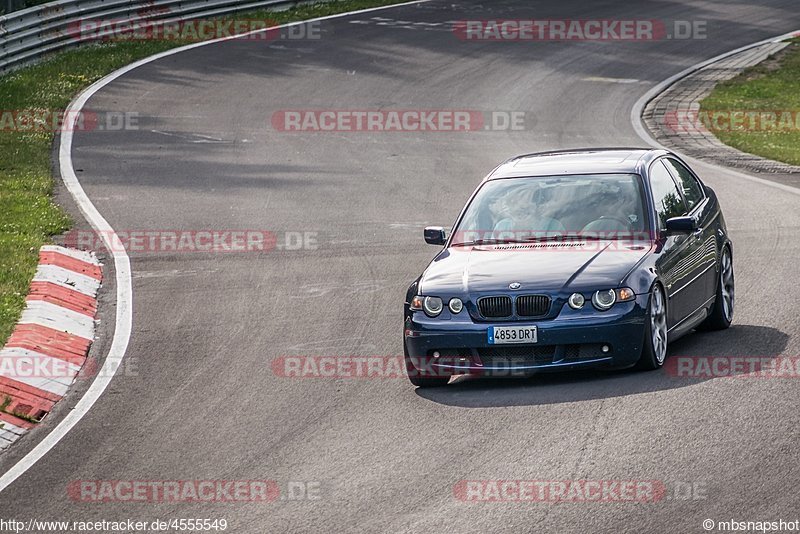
<box><xmin>700</xmin><ymin>39</ymin><xmax>800</xmax><ymax>166</ymax></box>
<box><xmin>0</xmin><ymin>0</ymin><xmax>404</xmax><ymax>345</ymax></box>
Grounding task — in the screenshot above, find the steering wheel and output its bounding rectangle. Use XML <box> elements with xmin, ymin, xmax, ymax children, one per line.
<box><xmin>581</xmin><ymin>216</ymin><xmax>632</xmax><ymax>233</ymax></box>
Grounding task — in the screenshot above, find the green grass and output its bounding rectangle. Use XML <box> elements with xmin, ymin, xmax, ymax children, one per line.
<box><xmin>0</xmin><ymin>0</ymin><xmax>403</xmax><ymax>345</ymax></box>
<box><xmin>0</xmin><ymin>394</ymin><xmax>40</xmax><ymax>422</ymax></box>
<box><xmin>700</xmin><ymin>39</ymin><xmax>800</xmax><ymax>166</ymax></box>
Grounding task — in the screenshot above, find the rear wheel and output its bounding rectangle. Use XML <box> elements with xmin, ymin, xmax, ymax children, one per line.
<box><xmin>637</xmin><ymin>283</ymin><xmax>668</xmax><ymax>370</ymax></box>
<box><xmin>698</xmin><ymin>246</ymin><xmax>734</xmax><ymax>331</ymax></box>
<box><xmin>404</xmin><ymin>343</ymin><xmax>450</xmax><ymax>388</ymax></box>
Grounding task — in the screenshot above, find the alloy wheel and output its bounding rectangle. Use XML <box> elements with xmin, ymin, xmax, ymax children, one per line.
<box><xmin>650</xmin><ymin>286</ymin><xmax>668</xmax><ymax>365</ymax></box>
<box><xmin>721</xmin><ymin>249</ymin><xmax>735</xmax><ymax>323</ymax></box>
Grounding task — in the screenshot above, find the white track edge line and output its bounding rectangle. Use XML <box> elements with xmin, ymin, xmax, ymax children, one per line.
<box><xmin>630</xmin><ymin>28</ymin><xmax>800</xmax><ymax>197</ymax></box>
<box><xmin>0</xmin><ymin>0</ymin><xmax>431</xmax><ymax>493</ymax></box>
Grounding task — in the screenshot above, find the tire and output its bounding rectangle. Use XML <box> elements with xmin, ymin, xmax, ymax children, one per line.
<box><xmin>404</xmin><ymin>343</ymin><xmax>450</xmax><ymax>388</ymax></box>
<box><xmin>698</xmin><ymin>246</ymin><xmax>734</xmax><ymax>331</ymax></box>
<box><xmin>636</xmin><ymin>283</ymin><xmax>668</xmax><ymax>370</ymax></box>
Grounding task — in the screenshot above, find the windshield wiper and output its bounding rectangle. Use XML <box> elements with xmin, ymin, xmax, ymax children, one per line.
<box><xmin>451</xmin><ymin>238</ymin><xmax>522</xmax><ymax>246</ymax></box>
<box><xmin>454</xmin><ymin>235</ymin><xmax>579</xmax><ymax>246</ymax></box>
<box><xmin>520</xmin><ymin>234</ymin><xmax>573</xmax><ymax>242</ymax></box>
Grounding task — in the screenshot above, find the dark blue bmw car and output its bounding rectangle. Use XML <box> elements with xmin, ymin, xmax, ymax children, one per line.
<box><xmin>404</xmin><ymin>148</ymin><xmax>734</xmax><ymax>387</ymax></box>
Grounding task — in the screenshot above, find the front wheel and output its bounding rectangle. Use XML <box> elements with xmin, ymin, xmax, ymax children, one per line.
<box><xmin>636</xmin><ymin>283</ymin><xmax>668</xmax><ymax>370</ymax></box>
<box><xmin>698</xmin><ymin>246</ymin><xmax>734</xmax><ymax>331</ymax></box>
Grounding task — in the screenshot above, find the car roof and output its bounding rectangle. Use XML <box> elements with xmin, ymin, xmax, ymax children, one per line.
<box><xmin>488</xmin><ymin>148</ymin><xmax>667</xmax><ymax>180</ymax></box>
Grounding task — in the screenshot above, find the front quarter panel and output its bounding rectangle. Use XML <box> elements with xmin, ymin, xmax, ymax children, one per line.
<box><xmin>622</xmin><ymin>249</ymin><xmax>659</xmax><ymax>297</ymax></box>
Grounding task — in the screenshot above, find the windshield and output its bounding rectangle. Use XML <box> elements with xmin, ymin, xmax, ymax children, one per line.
<box><xmin>452</xmin><ymin>174</ymin><xmax>650</xmax><ymax>245</ymax></box>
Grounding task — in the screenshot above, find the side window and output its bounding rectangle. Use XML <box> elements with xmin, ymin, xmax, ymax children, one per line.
<box><xmin>664</xmin><ymin>158</ymin><xmax>704</xmax><ymax>211</ymax></box>
<box><xmin>649</xmin><ymin>161</ymin><xmax>687</xmax><ymax>230</ymax></box>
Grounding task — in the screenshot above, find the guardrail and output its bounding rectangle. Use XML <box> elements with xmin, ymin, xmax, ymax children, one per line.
<box><xmin>2</xmin><ymin>0</ymin><xmax>29</xmax><ymax>16</ymax></box>
<box><xmin>0</xmin><ymin>0</ymin><xmax>324</xmax><ymax>73</ymax></box>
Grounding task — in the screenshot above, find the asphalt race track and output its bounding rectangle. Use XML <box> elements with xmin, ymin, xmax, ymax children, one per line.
<box><xmin>2</xmin><ymin>1</ymin><xmax>800</xmax><ymax>532</ymax></box>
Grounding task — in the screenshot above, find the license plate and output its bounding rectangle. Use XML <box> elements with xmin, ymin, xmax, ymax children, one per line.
<box><xmin>488</xmin><ymin>325</ymin><xmax>538</xmax><ymax>345</ymax></box>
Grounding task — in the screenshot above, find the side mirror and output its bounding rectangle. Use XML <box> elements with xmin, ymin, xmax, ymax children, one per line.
<box><xmin>664</xmin><ymin>216</ymin><xmax>697</xmax><ymax>234</ymax></box>
<box><xmin>424</xmin><ymin>226</ymin><xmax>446</xmax><ymax>245</ymax></box>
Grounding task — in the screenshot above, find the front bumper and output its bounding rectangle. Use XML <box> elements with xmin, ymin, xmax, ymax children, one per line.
<box><xmin>404</xmin><ymin>294</ymin><xmax>648</xmax><ymax>375</ymax></box>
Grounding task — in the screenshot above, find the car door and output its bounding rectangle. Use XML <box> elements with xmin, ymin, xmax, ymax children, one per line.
<box><xmin>662</xmin><ymin>157</ymin><xmax>717</xmax><ymax>308</ymax></box>
<box><xmin>648</xmin><ymin>159</ymin><xmax>699</xmax><ymax>327</ymax></box>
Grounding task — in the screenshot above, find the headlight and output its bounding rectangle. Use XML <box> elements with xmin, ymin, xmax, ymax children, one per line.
<box><xmin>568</xmin><ymin>293</ymin><xmax>585</xmax><ymax>310</ymax></box>
<box><xmin>448</xmin><ymin>298</ymin><xmax>463</xmax><ymax>314</ymax></box>
<box><xmin>410</xmin><ymin>296</ymin><xmax>424</xmax><ymax>311</ymax></box>
<box><xmin>616</xmin><ymin>287</ymin><xmax>635</xmax><ymax>302</ymax></box>
<box><xmin>423</xmin><ymin>296</ymin><xmax>443</xmax><ymax>317</ymax></box>
<box><xmin>592</xmin><ymin>289</ymin><xmax>616</xmax><ymax>311</ymax></box>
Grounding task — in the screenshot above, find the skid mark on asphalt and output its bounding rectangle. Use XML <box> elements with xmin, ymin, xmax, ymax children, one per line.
<box><xmin>286</xmin><ymin>337</ymin><xmax>379</xmax><ymax>352</ymax></box>
<box><xmin>150</xmin><ymin>130</ymin><xmax>229</xmax><ymax>143</ymax></box>
<box><xmin>289</xmin><ymin>280</ymin><xmax>386</xmax><ymax>299</ymax></box>
<box><xmin>132</xmin><ymin>269</ymin><xmax>219</xmax><ymax>279</ymax></box>
<box><xmin>570</xmin><ymin>399</ymin><xmax>609</xmax><ymax>475</ymax></box>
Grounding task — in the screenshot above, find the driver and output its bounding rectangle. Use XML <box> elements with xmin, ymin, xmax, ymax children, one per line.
<box><xmin>491</xmin><ymin>185</ymin><xmax>565</xmax><ymax>241</ymax></box>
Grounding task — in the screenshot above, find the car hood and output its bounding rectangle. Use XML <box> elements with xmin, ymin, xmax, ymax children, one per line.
<box><xmin>419</xmin><ymin>241</ymin><xmax>652</xmax><ymax>295</ymax></box>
